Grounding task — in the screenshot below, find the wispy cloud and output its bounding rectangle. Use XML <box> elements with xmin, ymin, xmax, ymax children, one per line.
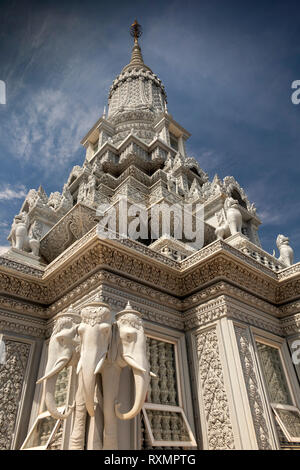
<box><xmin>0</xmin><ymin>184</ymin><xmax>27</xmax><ymax>201</ymax></box>
<box><xmin>2</xmin><ymin>88</ymin><xmax>99</xmax><ymax>173</ymax></box>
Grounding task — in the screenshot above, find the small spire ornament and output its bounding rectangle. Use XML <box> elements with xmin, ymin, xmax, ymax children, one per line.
<box><xmin>130</xmin><ymin>19</ymin><xmax>142</xmax><ymax>43</ymax></box>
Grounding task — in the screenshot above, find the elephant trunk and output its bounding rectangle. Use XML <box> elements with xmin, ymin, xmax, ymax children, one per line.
<box><xmin>37</xmin><ymin>356</ymin><xmax>72</xmax><ymax>420</ymax></box>
<box><xmin>115</xmin><ymin>368</ymin><xmax>149</xmax><ymax>420</ymax></box>
<box><xmin>44</xmin><ymin>374</ymin><xmax>73</xmax><ymax>420</ymax></box>
<box><xmin>81</xmin><ymin>351</ymin><xmax>106</xmax><ymax>417</ymax></box>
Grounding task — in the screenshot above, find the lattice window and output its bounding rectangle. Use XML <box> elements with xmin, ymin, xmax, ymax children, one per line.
<box><xmin>141</xmin><ymin>336</ymin><xmax>196</xmax><ymax>448</ymax></box>
<box><xmin>256</xmin><ymin>341</ymin><xmax>300</xmax><ymax>444</ymax></box>
<box><xmin>55</xmin><ymin>367</ymin><xmax>71</xmax><ymax>408</ymax></box>
<box><xmin>21</xmin><ymin>410</ymin><xmax>64</xmax><ymax>450</ymax></box>
<box><xmin>21</xmin><ymin>362</ymin><xmax>71</xmax><ymax>450</ymax></box>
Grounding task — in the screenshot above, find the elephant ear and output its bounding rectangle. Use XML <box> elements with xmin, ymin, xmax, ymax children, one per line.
<box><xmin>107</xmin><ymin>322</ymin><xmax>119</xmax><ymax>363</ymax></box>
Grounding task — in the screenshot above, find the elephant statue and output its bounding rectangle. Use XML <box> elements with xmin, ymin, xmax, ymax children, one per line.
<box><xmin>76</xmin><ymin>299</ymin><xmax>112</xmax><ymax>417</ymax></box>
<box><xmin>36</xmin><ymin>297</ymin><xmax>112</xmax><ymax>450</ymax></box>
<box><xmin>36</xmin><ymin>309</ymin><xmax>81</xmax><ymax>420</ymax></box>
<box><xmin>8</xmin><ymin>211</ymin><xmax>40</xmax><ymax>256</ymax></box>
<box><xmin>70</xmin><ymin>298</ymin><xmax>112</xmax><ymax>450</ymax></box>
<box><xmin>215</xmin><ymin>197</ymin><xmax>243</xmax><ymax>240</ymax></box>
<box><xmin>101</xmin><ymin>302</ymin><xmax>154</xmax><ymax>450</ymax></box>
<box><xmin>276</xmin><ymin>234</ymin><xmax>294</xmax><ymax>267</ymax></box>
<box><xmin>36</xmin><ymin>299</ymin><xmax>152</xmax><ymax>450</ymax></box>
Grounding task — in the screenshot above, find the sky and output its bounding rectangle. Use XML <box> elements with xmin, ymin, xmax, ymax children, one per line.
<box><xmin>0</xmin><ymin>0</ymin><xmax>299</xmax><ymax>261</ymax></box>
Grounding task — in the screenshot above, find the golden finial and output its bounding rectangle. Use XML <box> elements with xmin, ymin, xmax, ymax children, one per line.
<box><xmin>130</xmin><ymin>19</ymin><xmax>142</xmax><ymax>43</ymax></box>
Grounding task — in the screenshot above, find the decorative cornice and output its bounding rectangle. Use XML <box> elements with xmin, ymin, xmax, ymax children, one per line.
<box><xmin>280</xmin><ymin>313</ymin><xmax>300</xmax><ymax>335</ymax></box>
<box><xmin>0</xmin><ymin>310</ymin><xmax>45</xmax><ymax>338</ymax></box>
<box><xmin>184</xmin><ymin>296</ymin><xmax>228</xmax><ymax>330</ymax></box>
<box><xmin>182</xmin><ymin>281</ymin><xmax>279</xmax><ymax>315</ymax></box>
<box><xmin>0</xmin><ymin>295</ymin><xmax>45</xmax><ymax>318</ymax></box>
<box><xmin>184</xmin><ymin>295</ymin><xmax>283</xmax><ymax>335</ymax></box>
<box><xmin>279</xmin><ymin>300</ymin><xmax>300</xmax><ymax>316</ymax></box>
<box><xmin>277</xmin><ymin>262</ymin><xmax>300</xmax><ymax>280</ymax></box>
<box><xmin>0</xmin><ymin>255</ymin><xmax>44</xmax><ymax>277</ymax></box>
<box><xmin>0</xmin><ymin>234</ymin><xmax>299</xmax><ymax>313</ymax></box>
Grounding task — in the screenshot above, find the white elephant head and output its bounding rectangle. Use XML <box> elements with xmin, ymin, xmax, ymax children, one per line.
<box><xmin>76</xmin><ymin>297</ymin><xmax>112</xmax><ymax>417</ymax></box>
<box><xmin>37</xmin><ymin>309</ymin><xmax>81</xmax><ymax>419</ymax></box>
<box><xmin>114</xmin><ymin>303</ymin><xmax>151</xmax><ymax>420</ymax></box>
<box><xmin>101</xmin><ymin>302</ymin><xmax>154</xmax><ymax>449</ymax></box>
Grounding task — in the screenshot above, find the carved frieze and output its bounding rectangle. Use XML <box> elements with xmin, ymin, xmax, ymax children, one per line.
<box><xmin>0</xmin><ymin>311</ymin><xmax>45</xmax><ymax>338</ymax></box>
<box><xmin>184</xmin><ymin>295</ymin><xmax>282</xmax><ymax>335</ymax></box>
<box><xmin>0</xmin><ymin>230</ymin><xmax>299</xmax><ymax>320</ymax></box>
<box><xmin>280</xmin><ymin>313</ymin><xmax>300</xmax><ymax>335</ymax></box>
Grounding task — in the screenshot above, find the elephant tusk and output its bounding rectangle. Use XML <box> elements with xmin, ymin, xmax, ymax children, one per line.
<box><xmin>94</xmin><ymin>354</ymin><xmax>106</xmax><ymax>375</ymax></box>
<box><xmin>122</xmin><ymin>354</ymin><xmax>147</xmax><ymax>373</ymax></box>
<box><xmin>36</xmin><ymin>356</ymin><xmax>70</xmax><ymax>384</ymax></box>
<box><xmin>76</xmin><ymin>358</ymin><xmax>82</xmax><ymax>375</ymax></box>
<box><xmin>150</xmin><ymin>371</ymin><xmax>157</xmax><ymax>378</ymax></box>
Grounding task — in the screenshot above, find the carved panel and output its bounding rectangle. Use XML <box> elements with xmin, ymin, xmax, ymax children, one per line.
<box><xmin>0</xmin><ymin>339</ymin><xmax>31</xmax><ymax>449</ymax></box>
<box><xmin>195</xmin><ymin>327</ymin><xmax>235</xmax><ymax>449</ymax></box>
<box><xmin>256</xmin><ymin>343</ymin><xmax>292</xmax><ymax>405</ymax></box>
<box><xmin>235</xmin><ymin>326</ymin><xmax>272</xmax><ymax>449</ymax></box>
<box><xmin>39</xmin><ymin>204</ymin><xmax>96</xmax><ymax>263</ymax></box>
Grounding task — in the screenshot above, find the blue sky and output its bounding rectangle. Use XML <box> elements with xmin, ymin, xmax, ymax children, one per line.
<box><xmin>0</xmin><ymin>0</ymin><xmax>300</xmax><ymax>261</ymax></box>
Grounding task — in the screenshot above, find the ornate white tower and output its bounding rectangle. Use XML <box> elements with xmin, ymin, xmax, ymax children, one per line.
<box><xmin>0</xmin><ymin>21</ymin><xmax>299</xmax><ymax>452</ymax></box>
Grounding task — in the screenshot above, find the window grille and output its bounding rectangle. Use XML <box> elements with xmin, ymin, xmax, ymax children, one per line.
<box><xmin>21</xmin><ymin>366</ymin><xmax>71</xmax><ymax>450</ymax></box>
<box><xmin>256</xmin><ymin>341</ymin><xmax>300</xmax><ymax>444</ymax></box>
<box><xmin>141</xmin><ymin>336</ymin><xmax>196</xmax><ymax>448</ymax></box>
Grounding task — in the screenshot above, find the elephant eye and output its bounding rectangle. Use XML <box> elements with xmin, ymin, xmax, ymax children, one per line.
<box><xmin>126</xmin><ymin>332</ymin><xmax>135</xmax><ymax>342</ymax></box>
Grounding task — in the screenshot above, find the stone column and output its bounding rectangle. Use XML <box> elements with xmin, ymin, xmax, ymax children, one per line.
<box><xmin>85</xmin><ymin>142</ymin><xmax>94</xmax><ymax>162</ymax></box>
<box><xmin>186</xmin><ymin>297</ymin><xmax>277</xmax><ymax>450</ymax></box>
<box><xmin>178</xmin><ymin>136</ymin><xmax>186</xmax><ymax>156</ymax></box>
<box><xmin>190</xmin><ymin>323</ymin><xmax>236</xmax><ymax>449</ymax></box>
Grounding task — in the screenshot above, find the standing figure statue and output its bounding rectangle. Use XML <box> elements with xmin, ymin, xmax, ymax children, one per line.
<box><xmin>215</xmin><ymin>197</ymin><xmax>243</xmax><ymax>240</ymax></box>
<box><xmin>8</xmin><ymin>211</ymin><xmax>40</xmax><ymax>256</ymax></box>
<box><xmin>276</xmin><ymin>234</ymin><xmax>294</xmax><ymax>267</ymax></box>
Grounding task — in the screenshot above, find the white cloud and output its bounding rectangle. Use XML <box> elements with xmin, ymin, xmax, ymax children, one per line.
<box><xmin>2</xmin><ymin>86</ymin><xmax>102</xmax><ymax>175</ymax></box>
<box><xmin>0</xmin><ymin>184</ymin><xmax>27</xmax><ymax>201</ymax></box>
<box><xmin>257</xmin><ymin>209</ymin><xmax>282</xmax><ymax>225</ymax></box>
